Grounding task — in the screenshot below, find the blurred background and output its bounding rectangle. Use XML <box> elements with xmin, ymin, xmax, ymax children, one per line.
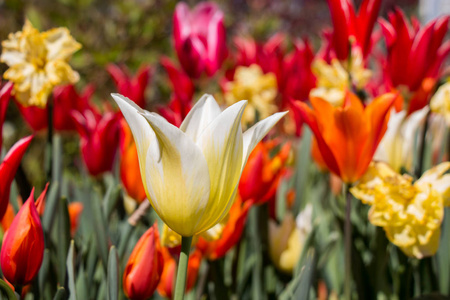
<box><xmin>0</xmin><ymin>0</ymin><xmax>434</xmax><ymax>187</ymax></box>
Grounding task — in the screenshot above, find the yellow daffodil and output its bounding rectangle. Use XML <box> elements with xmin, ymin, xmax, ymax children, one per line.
<box><xmin>430</xmin><ymin>82</ymin><xmax>450</xmax><ymax>125</ymax></box>
<box><xmin>374</xmin><ymin>107</ymin><xmax>428</xmax><ymax>172</ymax></box>
<box><xmin>224</xmin><ymin>64</ymin><xmax>278</xmax><ymax>127</ymax></box>
<box><xmin>310</xmin><ymin>49</ymin><xmax>371</xmax><ymax>107</ymax></box>
<box><xmin>112</xmin><ymin>93</ymin><xmax>286</xmax><ymax>237</ymax></box>
<box><xmin>351</xmin><ymin>162</ymin><xmax>450</xmax><ymax>258</ymax></box>
<box><xmin>268</xmin><ymin>204</ymin><xmax>312</xmax><ymax>273</ymax></box>
<box><xmin>1</xmin><ymin>20</ymin><xmax>81</xmax><ymax>107</ymax></box>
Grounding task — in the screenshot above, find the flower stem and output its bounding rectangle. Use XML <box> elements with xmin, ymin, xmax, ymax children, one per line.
<box><xmin>46</xmin><ymin>96</ymin><xmax>54</xmax><ymax>182</ymax></box>
<box><xmin>174</xmin><ymin>235</ymin><xmax>193</xmax><ymax>300</ymax></box>
<box><xmin>415</xmin><ymin>110</ymin><xmax>430</xmax><ymax>178</ymax></box>
<box><xmin>344</xmin><ymin>183</ymin><xmax>352</xmax><ymax>300</ymax></box>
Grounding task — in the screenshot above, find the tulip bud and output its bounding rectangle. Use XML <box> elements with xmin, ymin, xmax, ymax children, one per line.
<box><xmin>0</xmin><ymin>136</ymin><xmax>33</xmax><ymax>221</ymax></box>
<box><xmin>68</xmin><ymin>202</ymin><xmax>83</xmax><ymax>236</ymax></box>
<box><xmin>123</xmin><ymin>224</ymin><xmax>164</xmax><ymax>300</ymax></box>
<box><xmin>1</xmin><ymin>188</ymin><xmax>45</xmax><ymax>286</ymax></box>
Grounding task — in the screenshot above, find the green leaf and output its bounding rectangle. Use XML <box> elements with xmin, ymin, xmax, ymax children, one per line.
<box><xmin>38</xmin><ymin>249</ymin><xmax>51</xmax><ymax>296</ymax></box>
<box><xmin>52</xmin><ymin>288</ymin><xmax>66</xmax><ymax>300</ymax></box>
<box><xmin>52</xmin><ymin>134</ymin><xmax>63</xmax><ymax>184</ymax></box>
<box><xmin>107</xmin><ymin>246</ymin><xmax>119</xmax><ymax>300</ymax></box>
<box><xmin>66</xmin><ymin>241</ymin><xmax>77</xmax><ymax>300</ymax></box>
<box><xmin>437</xmin><ymin>208</ymin><xmax>450</xmax><ymax>294</ymax></box>
<box><xmin>75</xmin><ymin>265</ymin><xmax>89</xmax><ymax>300</ymax></box>
<box><xmin>279</xmin><ymin>249</ymin><xmax>316</xmax><ymax>300</ymax></box>
<box><xmin>102</xmin><ymin>175</ymin><xmax>121</xmax><ymax>220</ymax></box>
<box><xmin>57</xmin><ymin>196</ymin><xmax>71</xmax><ymax>285</ymax></box>
<box><xmin>293</xmin><ymin>127</ymin><xmax>312</xmax><ymax>215</ymax></box>
<box><xmin>42</xmin><ymin>182</ymin><xmax>60</xmax><ymax>234</ymax></box>
<box><xmin>86</xmin><ymin>190</ymin><xmax>109</xmax><ymax>272</ymax></box>
<box><xmin>118</xmin><ymin>222</ymin><xmax>133</xmax><ymax>259</ymax></box>
<box><xmin>0</xmin><ymin>279</ymin><xmax>17</xmax><ymax>299</ymax></box>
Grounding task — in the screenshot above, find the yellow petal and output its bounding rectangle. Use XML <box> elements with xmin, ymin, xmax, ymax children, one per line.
<box><xmin>193</xmin><ymin>101</ymin><xmax>246</xmax><ymax>233</ymax></box>
<box><xmin>179</xmin><ymin>94</ymin><xmax>222</xmax><ymax>143</ymax></box>
<box><xmin>140</xmin><ymin>109</ymin><xmax>211</xmax><ymax>237</ymax></box>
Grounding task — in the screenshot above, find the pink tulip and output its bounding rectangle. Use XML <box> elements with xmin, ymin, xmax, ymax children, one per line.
<box><xmin>173</xmin><ymin>2</ymin><xmax>227</xmax><ymax>78</ymax></box>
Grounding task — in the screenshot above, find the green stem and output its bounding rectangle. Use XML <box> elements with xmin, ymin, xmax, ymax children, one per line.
<box><xmin>174</xmin><ymin>236</ymin><xmax>193</xmax><ymax>300</ymax></box>
<box><xmin>46</xmin><ymin>96</ymin><xmax>54</xmax><ymax>182</ymax></box>
<box><xmin>344</xmin><ymin>184</ymin><xmax>352</xmax><ymax>300</ymax></box>
<box><xmin>415</xmin><ymin>110</ymin><xmax>430</xmax><ymax>178</ymax></box>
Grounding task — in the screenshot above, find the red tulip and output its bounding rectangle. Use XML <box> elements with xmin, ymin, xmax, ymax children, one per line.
<box><xmin>291</xmin><ymin>92</ymin><xmax>395</xmax><ymax>183</ymax></box>
<box><xmin>72</xmin><ymin>107</ymin><xmax>121</xmax><ymax>176</ymax></box>
<box><xmin>158</xmin><ymin>95</ymin><xmax>193</xmax><ymax>128</ymax></box>
<box><xmin>173</xmin><ymin>2</ymin><xmax>227</xmax><ymax>78</ymax></box>
<box><xmin>239</xmin><ymin>140</ymin><xmax>291</xmax><ymax>205</ymax></box>
<box><xmin>0</xmin><ymin>136</ymin><xmax>33</xmax><ymax>221</ymax></box>
<box><xmin>160</xmin><ymin>57</ymin><xmax>194</xmax><ymax>104</ymax></box>
<box><xmin>107</xmin><ymin>64</ymin><xmax>151</xmax><ymax>109</ymax></box>
<box><xmin>16</xmin><ymin>84</ymin><xmax>94</xmax><ymax>132</ymax></box>
<box><xmin>279</xmin><ymin>39</ymin><xmax>316</xmax><ymax>104</ymax></box>
<box><xmin>158</xmin><ymin>57</ymin><xmax>194</xmax><ymax>127</ymax></box>
<box><xmin>379</xmin><ymin>8</ymin><xmax>450</xmax><ymax>114</ymax></box>
<box><xmin>0</xmin><ymin>82</ymin><xmax>13</xmax><ymax>149</ymax></box>
<box><xmin>1</xmin><ymin>187</ymin><xmax>46</xmax><ymax>286</ymax></box>
<box><xmin>123</xmin><ymin>224</ymin><xmax>163</xmax><ymax>300</ymax></box>
<box><xmin>326</xmin><ymin>0</ymin><xmax>382</xmax><ymax>60</ymax></box>
<box><xmin>233</xmin><ymin>34</ymin><xmax>285</xmax><ymax>80</ymax></box>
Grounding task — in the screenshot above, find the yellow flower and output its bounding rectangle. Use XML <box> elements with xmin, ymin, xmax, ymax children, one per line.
<box><xmin>1</xmin><ymin>20</ymin><xmax>81</xmax><ymax>107</ymax></box>
<box><xmin>310</xmin><ymin>49</ymin><xmax>371</xmax><ymax>107</ymax></box>
<box><xmin>430</xmin><ymin>81</ymin><xmax>450</xmax><ymax>125</ymax></box>
<box><xmin>351</xmin><ymin>162</ymin><xmax>450</xmax><ymax>258</ymax></box>
<box><xmin>112</xmin><ymin>93</ymin><xmax>286</xmax><ymax>237</ymax></box>
<box><xmin>268</xmin><ymin>204</ymin><xmax>312</xmax><ymax>273</ymax></box>
<box><xmin>224</xmin><ymin>64</ymin><xmax>278</xmax><ymax>127</ymax></box>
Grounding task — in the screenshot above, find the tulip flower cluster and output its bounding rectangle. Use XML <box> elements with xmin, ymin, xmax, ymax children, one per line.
<box><xmin>0</xmin><ymin>0</ymin><xmax>448</xmax><ymax>299</ymax></box>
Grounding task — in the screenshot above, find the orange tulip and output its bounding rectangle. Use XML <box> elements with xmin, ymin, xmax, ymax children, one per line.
<box><xmin>119</xmin><ymin>120</ymin><xmax>147</xmax><ymax>204</ymax></box>
<box><xmin>239</xmin><ymin>140</ymin><xmax>291</xmax><ymax>204</ymax></box>
<box><xmin>291</xmin><ymin>92</ymin><xmax>395</xmax><ymax>183</ymax></box>
<box><xmin>157</xmin><ymin>247</ymin><xmax>202</xmax><ymax>299</ymax></box>
<box><xmin>1</xmin><ymin>183</ymin><xmax>48</xmax><ymax>233</ymax></box>
<box><xmin>68</xmin><ymin>202</ymin><xmax>83</xmax><ymax>236</ymax></box>
<box><xmin>123</xmin><ymin>223</ymin><xmax>164</xmax><ymax>300</ymax></box>
<box><xmin>1</xmin><ymin>188</ymin><xmax>46</xmax><ymax>286</ymax></box>
<box><xmin>197</xmin><ymin>195</ymin><xmax>253</xmax><ymax>260</ymax></box>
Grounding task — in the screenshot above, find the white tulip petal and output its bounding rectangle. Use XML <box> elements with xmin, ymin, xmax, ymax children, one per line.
<box><xmin>242</xmin><ymin>111</ymin><xmax>288</xmax><ymax>168</ymax></box>
<box><xmin>111</xmin><ymin>93</ymin><xmax>159</xmax><ymax>193</ymax></box>
<box><xmin>194</xmin><ymin>101</ymin><xmax>247</xmax><ymax>232</ymax></box>
<box><xmin>180</xmin><ymin>94</ymin><xmax>222</xmax><ymax>143</ymax></box>
<box><xmin>141</xmin><ymin>111</ymin><xmax>212</xmax><ymax>237</ymax></box>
